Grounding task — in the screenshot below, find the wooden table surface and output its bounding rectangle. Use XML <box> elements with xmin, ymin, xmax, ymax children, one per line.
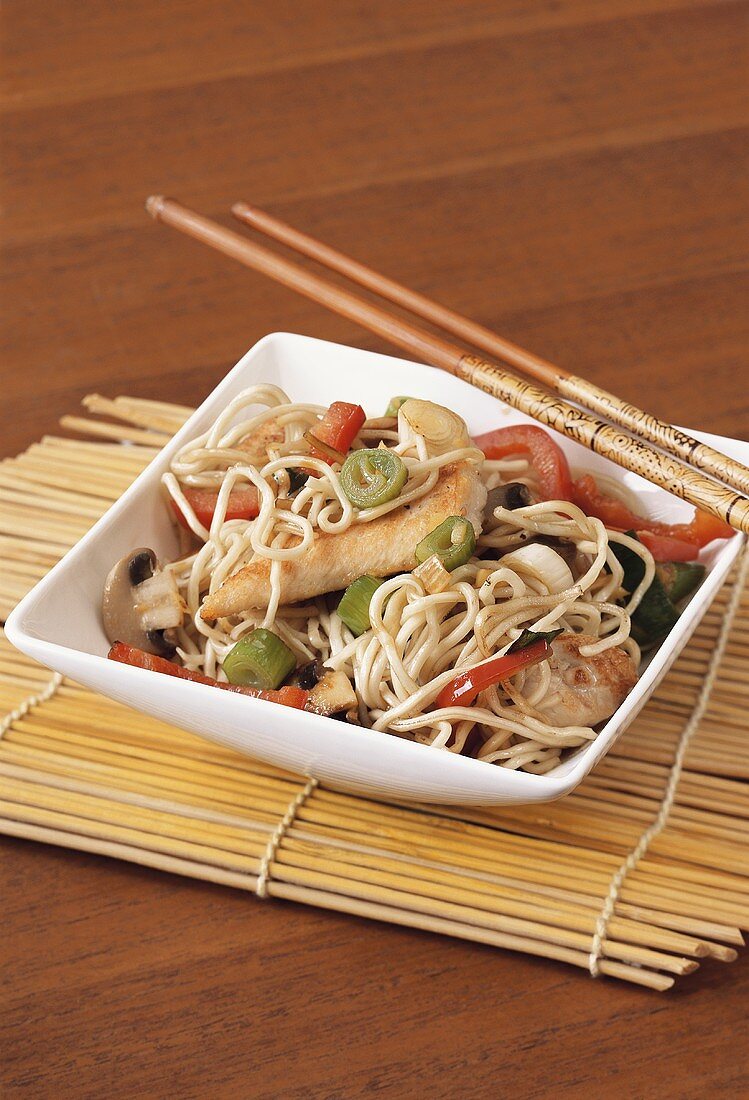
<box><xmin>2</xmin><ymin>2</ymin><xmax>748</xmax><ymax>1096</ymax></box>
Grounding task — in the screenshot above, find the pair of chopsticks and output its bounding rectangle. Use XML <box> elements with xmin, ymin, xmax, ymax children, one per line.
<box><xmin>145</xmin><ymin>195</ymin><xmax>749</xmax><ymax>535</ymax></box>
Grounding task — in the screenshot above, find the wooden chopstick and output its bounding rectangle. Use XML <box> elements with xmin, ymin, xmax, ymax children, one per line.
<box><xmin>145</xmin><ymin>196</ymin><xmax>749</xmax><ymax>535</ymax></box>
<box><xmin>231</xmin><ymin>200</ymin><xmax>749</xmax><ymax>501</ymax></box>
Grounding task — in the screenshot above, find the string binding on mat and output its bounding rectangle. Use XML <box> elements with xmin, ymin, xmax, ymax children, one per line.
<box><xmin>256</xmin><ymin>776</ymin><xmax>318</xmax><ymax>899</ymax></box>
<box><xmin>588</xmin><ymin>545</ymin><xmax>749</xmax><ymax>977</ymax></box>
<box><xmin>0</xmin><ymin>671</ymin><xmax>63</xmax><ymax>740</ymax></box>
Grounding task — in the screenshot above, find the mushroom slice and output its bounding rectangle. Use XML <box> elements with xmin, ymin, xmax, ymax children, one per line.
<box><xmin>102</xmin><ymin>547</ymin><xmax>185</xmax><ymax>656</ymax></box>
<box><xmin>305</xmin><ymin>670</ymin><xmax>358</xmax><ymax>718</ymax></box>
<box><xmin>483</xmin><ymin>482</ymin><xmax>534</xmax><ymax>531</ymax></box>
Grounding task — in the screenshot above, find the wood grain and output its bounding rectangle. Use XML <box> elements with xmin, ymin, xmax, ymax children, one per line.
<box><xmin>1</xmin><ymin>1</ymin><xmax>748</xmax><ymax>1096</ymax></box>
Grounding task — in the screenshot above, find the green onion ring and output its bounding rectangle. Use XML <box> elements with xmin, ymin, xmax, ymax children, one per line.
<box><xmin>340</xmin><ymin>448</ymin><xmax>407</xmax><ymax>509</ymax></box>
<box><xmin>337</xmin><ymin>575</ymin><xmax>385</xmax><ymax>636</ymax></box>
<box><xmin>415</xmin><ymin>516</ymin><xmax>476</xmax><ymax>572</ymax></box>
<box><xmin>384</xmin><ymin>395</ymin><xmax>412</xmax><ymax>417</ymax></box>
<box><xmin>222</xmin><ymin>629</ymin><xmax>297</xmax><ymax>690</ymax></box>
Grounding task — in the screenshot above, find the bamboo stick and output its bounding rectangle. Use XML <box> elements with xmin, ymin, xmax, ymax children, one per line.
<box><xmin>0</xmin><ymin>531</ymin><xmax>72</xmax><ymax>558</ymax></box>
<box><xmin>266</xmin><ymin>858</ymin><xmax>698</xmax><ymax>974</ymax></box>
<box><xmin>110</xmin><ymin>394</ymin><xmax>193</xmax><ymax>418</ymax></box>
<box><xmin>2</xmin><ymin>739</ymin><xmax>743</xmax><ymax>928</ymax></box>
<box><xmin>58</xmin><ymin>415</ymin><xmax>170</xmax><ymax>447</ymax></box>
<box><xmin>293</xmin><ymin>805</ymin><xmax>740</xmax><ymax>909</ymax></box>
<box><xmin>40</xmin><ymin>435</ymin><xmax>161</xmax><ymax>459</ymax></box>
<box><xmin>0</xmin><ymin>761</ymin><xmax>279</xmax><ymax>833</ymax></box>
<box><xmin>0</xmin><ymin>777</ymin><xmax>269</xmax><ymax>853</ymax></box>
<box><xmin>0</xmin><ymin>815</ymin><xmax>260</xmax><ymax>889</ymax></box>
<box><xmin>0</xmin><ymin>464</ymin><xmax>122</xmax><ymax>502</ymax></box>
<box><xmin>633</xmin><ymin>860</ymin><xmax>749</xmax><ymax>901</ymax></box>
<box><xmin>4</xmin><ymin>668</ymin><xmax>743</xmax><ymax>866</ymax></box>
<box><xmin>0</xmin><ymin>486</ymin><xmax>104</xmax><ymax>520</ymax></box>
<box><xmin>13</xmin><ymin>452</ymin><xmax>137</xmax><ymax>492</ymax></box>
<box><xmin>0</xmin><ymin>561</ymin><xmax>47</xmax><ymax>583</ymax></box>
<box><xmin>0</xmin><ymin>800</ymin><xmax>256</xmax><ymax>873</ymax></box>
<box><xmin>7</xmin><ymin>739</ymin><xmax>734</xmax><ymax>928</ymax></box>
<box><xmin>290</xmin><ymin>825</ymin><xmax>743</xmax><ymax>944</ymax></box>
<box><xmin>28</xmin><ymin>439</ymin><xmax>152</xmax><ymax>469</ymax></box>
<box><xmin>0</xmin><ymin>505</ymin><xmax>93</xmax><ymax>540</ymax></box>
<box><xmin>275</xmin><ymin>835</ymin><xmax>717</xmax><ymax>961</ymax></box>
<box><xmin>0</xmin><ymin>660</ymin><xmax>55</xmax><ymax>684</ymax></box>
<box><xmin>0</xmin><ymin>740</ymin><xmax>286</xmax><ymax>822</ymax></box>
<box><xmin>270</xmin><ymin>881</ymin><xmax>676</xmax><ymax>991</ymax></box>
<box><xmin>9</xmin><ymin>720</ymin><xmax>311</xmax><ymax>803</ymax></box>
<box><xmin>82</xmin><ymin>394</ymin><xmax>188</xmax><ymax>435</ymax></box>
<box><xmin>3</xmin><ymin>729</ymin><xmax>297</xmax><ymax>812</ymax></box>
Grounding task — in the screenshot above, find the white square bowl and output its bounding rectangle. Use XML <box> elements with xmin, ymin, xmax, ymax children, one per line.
<box><xmin>5</xmin><ymin>333</ymin><xmax>746</xmax><ymax>805</ymax></box>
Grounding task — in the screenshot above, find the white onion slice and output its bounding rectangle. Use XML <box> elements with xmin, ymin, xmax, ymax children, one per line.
<box><xmin>500</xmin><ymin>544</ymin><xmax>575</xmax><ymax>594</ymax></box>
<box><xmin>398</xmin><ymin>399</ymin><xmax>470</xmax><ymax>456</ymax></box>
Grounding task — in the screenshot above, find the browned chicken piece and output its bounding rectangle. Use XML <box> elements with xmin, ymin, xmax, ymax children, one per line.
<box><xmin>200</xmin><ymin>461</ymin><xmax>486</xmax><ymax>619</ymax></box>
<box><xmin>533</xmin><ymin>633</ymin><xmax>638</xmax><ymax>728</ymax></box>
<box><xmin>235</xmin><ymin>420</ymin><xmax>285</xmax><ymax>465</ymax></box>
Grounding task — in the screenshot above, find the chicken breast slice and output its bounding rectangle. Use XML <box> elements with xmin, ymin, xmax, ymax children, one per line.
<box><xmin>533</xmin><ymin>633</ymin><xmax>638</xmax><ymax>728</ymax></box>
<box><xmin>235</xmin><ymin>421</ymin><xmax>285</xmax><ymax>464</ymax></box>
<box><xmin>200</xmin><ymin>461</ymin><xmax>486</xmax><ymax>618</ymax></box>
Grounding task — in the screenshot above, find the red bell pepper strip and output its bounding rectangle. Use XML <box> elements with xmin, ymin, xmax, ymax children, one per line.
<box><xmin>436</xmin><ymin>639</ymin><xmax>551</xmax><ymax>709</ymax></box>
<box><xmin>108</xmin><ymin>642</ymin><xmax>308</xmax><ymax>709</ymax></box>
<box><xmin>682</xmin><ymin>507</ymin><xmax>738</xmax><ymax>547</ymax></box>
<box><xmin>572</xmin><ymin>475</ymin><xmax>734</xmax><ymax>552</ymax></box>
<box><xmin>306</xmin><ymin>402</ymin><xmax>366</xmax><ymax>463</ymax></box>
<box><xmin>476</xmin><ymin>425</ymin><xmax>735</xmax><ymax>553</ymax></box>
<box><xmin>635</xmin><ymin>530</ymin><xmax>700</xmax><ymax>562</ymax></box>
<box><xmin>473</xmin><ymin>425</ymin><xmax>574</xmax><ymax>501</ymax></box>
<box><xmin>170</xmin><ymin>486</ymin><xmax>260</xmax><ymax>532</ymax></box>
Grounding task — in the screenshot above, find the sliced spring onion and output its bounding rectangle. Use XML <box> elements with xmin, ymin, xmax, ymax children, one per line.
<box><xmin>337</xmin><ymin>575</ymin><xmax>384</xmax><ymax>636</ymax></box>
<box><xmin>222</xmin><ymin>629</ymin><xmax>297</xmax><ymax>690</ymax></box>
<box><xmin>415</xmin><ymin>516</ymin><xmax>476</xmax><ymax>572</ymax></box>
<box><xmin>398</xmin><ymin>399</ymin><xmax>470</xmax><ymax>456</ymax></box>
<box><xmin>385</xmin><ymin>395</ymin><xmax>412</xmax><ymax>417</ymax></box>
<box><xmin>340</xmin><ymin>448</ymin><xmax>407</xmax><ymax>509</ymax></box>
<box><xmin>413</xmin><ymin>553</ymin><xmax>452</xmax><ymax>594</ymax></box>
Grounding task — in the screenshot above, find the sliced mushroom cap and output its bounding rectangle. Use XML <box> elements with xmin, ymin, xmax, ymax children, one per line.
<box><xmin>305</xmin><ymin>670</ymin><xmax>358</xmax><ymax>718</ymax></box>
<box><xmin>483</xmin><ymin>482</ymin><xmax>534</xmax><ymax>531</ymax></box>
<box><xmin>288</xmin><ymin>660</ymin><xmax>325</xmax><ymax>691</ymax></box>
<box><xmin>102</xmin><ymin>547</ymin><xmax>184</xmax><ymax>656</ymax></box>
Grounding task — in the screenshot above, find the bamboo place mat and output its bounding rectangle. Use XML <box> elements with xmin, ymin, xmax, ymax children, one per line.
<box><xmin>1</xmin><ymin>396</ymin><xmax>748</xmax><ymax>992</ymax></box>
